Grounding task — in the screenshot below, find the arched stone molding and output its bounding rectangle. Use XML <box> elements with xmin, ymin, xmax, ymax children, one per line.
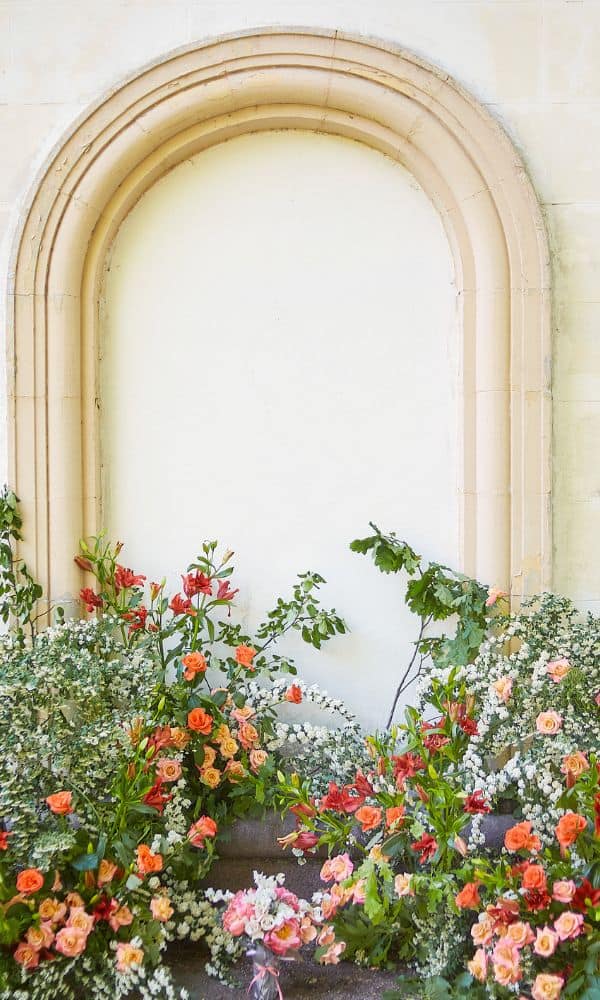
<box><xmin>7</xmin><ymin>28</ymin><xmax>551</xmax><ymax>610</ymax></box>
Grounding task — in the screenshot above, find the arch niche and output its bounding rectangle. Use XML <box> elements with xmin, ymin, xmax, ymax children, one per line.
<box><xmin>7</xmin><ymin>28</ymin><xmax>551</xmax><ymax>610</ymax></box>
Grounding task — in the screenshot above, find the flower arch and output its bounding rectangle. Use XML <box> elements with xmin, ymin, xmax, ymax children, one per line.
<box><xmin>7</xmin><ymin>28</ymin><xmax>551</xmax><ymax>608</ymax></box>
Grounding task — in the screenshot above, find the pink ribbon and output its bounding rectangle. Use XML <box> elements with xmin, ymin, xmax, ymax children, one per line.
<box><xmin>248</xmin><ymin>962</ymin><xmax>283</xmax><ymax>1000</ymax></box>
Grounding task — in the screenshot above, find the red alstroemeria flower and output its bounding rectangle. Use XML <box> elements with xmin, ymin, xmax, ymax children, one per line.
<box><xmin>411</xmin><ymin>833</ymin><xmax>438</xmax><ymax>864</ymax></box>
<box><xmin>486</xmin><ymin>897</ymin><xmax>520</xmax><ymax>931</ymax></box>
<box><xmin>594</xmin><ymin>794</ymin><xmax>600</xmax><ymax>837</ymax></box>
<box><xmin>146</xmin><ymin>726</ymin><xmax>173</xmax><ymax>757</ymax></box>
<box><xmin>142</xmin><ymin>779</ymin><xmax>172</xmax><ymax>815</ymax></box>
<box><xmin>523</xmin><ymin>889</ymin><xmax>551</xmax><ymax>912</ymax></box>
<box><xmin>80</xmin><ymin>588</ymin><xmax>102</xmax><ymax>613</ymax></box>
<box><xmin>572</xmin><ymin>878</ymin><xmax>600</xmax><ymax>913</ymax></box>
<box><xmin>217</xmin><ymin>580</ymin><xmax>239</xmax><ymax>601</ymax></box>
<box><xmin>122</xmin><ymin>606</ymin><xmax>148</xmax><ymax>634</ymax></box>
<box><xmin>93</xmin><ymin>896</ymin><xmax>119</xmax><ymax>923</ymax></box>
<box><xmin>114</xmin><ymin>565</ymin><xmax>146</xmax><ymax>592</ymax></box>
<box><xmin>458</xmin><ymin>716</ymin><xmax>479</xmax><ymax>737</ymax></box>
<box><xmin>319</xmin><ymin>782</ymin><xmax>364</xmax><ymax>814</ymax></box>
<box><xmin>464</xmin><ymin>790</ymin><xmax>492</xmax><ymax>814</ymax></box>
<box><xmin>169</xmin><ymin>593</ymin><xmax>196</xmax><ymax>616</ymax></box>
<box><xmin>295</xmin><ymin>830</ymin><xmax>320</xmax><ymax>851</ymax></box>
<box><xmin>0</xmin><ymin>831</ymin><xmax>10</xmax><ymax>850</ymax></box>
<box><xmin>182</xmin><ymin>571</ymin><xmax>212</xmax><ymax>598</ymax></box>
<box><xmin>392</xmin><ymin>752</ymin><xmax>426</xmax><ymax>789</ymax></box>
<box><xmin>289</xmin><ymin>801</ymin><xmax>317</xmax><ymax>820</ymax></box>
<box><xmin>353</xmin><ymin>770</ymin><xmax>375</xmax><ymax>798</ymax></box>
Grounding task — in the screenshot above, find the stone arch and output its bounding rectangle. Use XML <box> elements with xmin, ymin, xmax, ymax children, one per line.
<box><xmin>7</xmin><ymin>28</ymin><xmax>551</xmax><ymax>608</ymax></box>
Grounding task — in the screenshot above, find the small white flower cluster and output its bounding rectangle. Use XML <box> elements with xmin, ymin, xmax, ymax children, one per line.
<box><xmin>238</xmin><ymin>676</ymin><xmax>357</xmax><ymax>725</ymax></box>
<box><xmin>161</xmin><ymin>876</ymin><xmax>243</xmax><ymax>981</ymax></box>
<box><xmin>266</xmin><ymin>720</ymin><xmax>369</xmax><ymax>793</ymax></box>
<box><xmin>419</xmin><ymin>593</ymin><xmax>600</xmax><ymax>844</ymax></box>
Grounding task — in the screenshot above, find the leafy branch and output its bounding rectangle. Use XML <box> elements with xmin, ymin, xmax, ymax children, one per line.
<box><xmin>0</xmin><ymin>488</ymin><xmax>43</xmax><ymax>644</ymax></box>
<box><xmin>350</xmin><ymin>522</ymin><xmax>500</xmax><ymax>727</ymax></box>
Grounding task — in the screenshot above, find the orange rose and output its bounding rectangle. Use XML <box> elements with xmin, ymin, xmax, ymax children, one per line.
<box><xmin>504</xmin><ymin>821</ymin><xmax>542</xmax><ymax>853</ymax></box>
<box><xmin>235</xmin><ymin>645</ymin><xmax>257</xmax><ymax>669</ymax></box>
<box><xmin>355</xmin><ymin>806</ymin><xmax>382</xmax><ymax>832</ymax></box>
<box><xmin>182</xmin><ymin>651</ymin><xmax>207</xmax><ymax>681</ymax></box>
<box><xmin>187</xmin><ymin>708</ymin><xmax>213</xmax><ymax>734</ymax></box>
<box><xmin>188</xmin><ymin>815</ymin><xmax>218</xmax><ymax>848</ymax></box>
<box><xmin>237</xmin><ymin>722</ymin><xmax>260</xmax><ymax>750</ymax></box>
<box><xmin>136</xmin><ymin>844</ymin><xmax>163</xmax><ymax>875</ymax></box>
<box><xmin>385</xmin><ymin>806</ymin><xmax>405</xmax><ymax>829</ymax></box>
<box><xmin>16</xmin><ymin>869</ymin><xmax>44</xmax><ymax>896</ymax></box>
<box><xmin>455</xmin><ymin>882</ymin><xmax>481</xmax><ymax>910</ymax></box>
<box><xmin>46</xmin><ymin>791</ymin><xmax>73</xmax><ymax>815</ymax></box>
<box><xmin>561</xmin><ymin>751</ymin><xmax>589</xmax><ymax>788</ymax></box>
<box><xmin>522</xmin><ymin>864</ymin><xmax>547</xmax><ymax>891</ymax></box>
<box><xmin>555</xmin><ymin>812</ymin><xmax>587</xmax><ymax>853</ymax></box>
<box><xmin>285</xmin><ymin>685</ymin><xmax>302</xmax><ymax>704</ymax></box>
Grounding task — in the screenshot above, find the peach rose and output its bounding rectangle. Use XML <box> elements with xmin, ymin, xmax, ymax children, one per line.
<box><xmin>320</xmin><ymin>853</ymin><xmax>354</xmax><ymax>883</ymax></box>
<box><xmin>156</xmin><ymin>758</ymin><xmax>182</xmax><ymax>782</ymax></box>
<box><xmin>249</xmin><ymin>749</ymin><xmax>268</xmax><ymax>773</ymax></box>
<box><xmin>319</xmin><ymin>941</ymin><xmax>347</xmax><ymax>965</ymax></box>
<box><xmin>317</xmin><ymin>925</ymin><xmax>336</xmax><ymax>947</ymax></box>
<box><xmin>471</xmin><ymin>913</ymin><xmax>494</xmax><ymax>946</ymax></box>
<box><xmin>300</xmin><ymin>915</ymin><xmax>317</xmax><ymax>944</ymax></box>
<box><xmin>187</xmin><ymin>708</ymin><xmax>213</xmax><ymax>734</ymax></box>
<box><xmin>285</xmin><ymin>685</ymin><xmax>302</xmax><ymax>704</ymax></box>
<box><xmin>199</xmin><ymin>766</ymin><xmax>221</xmax><ymax>789</ymax></box>
<box><xmin>150</xmin><ymin>895</ymin><xmax>174</xmax><ymax>922</ymax></box>
<box><xmin>554</xmin><ymin>911</ymin><xmax>584</xmax><ymax>941</ymax></box>
<box><xmin>136</xmin><ymin>844</ymin><xmax>163</xmax><ymax>875</ymax></box>
<box><xmin>231</xmin><ymin>705</ymin><xmax>255</xmax><ymax>724</ymax></box>
<box><xmin>224</xmin><ymin>759</ymin><xmax>247</xmax><ymax>782</ymax></box>
<box><xmin>213</xmin><ymin>723</ymin><xmax>232</xmax><ymax>743</ymax></box>
<box><xmin>394</xmin><ymin>873</ymin><xmax>414</xmax><ymax>898</ymax></box>
<box><xmin>455</xmin><ymin>882</ymin><xmax>481</xmax><ymax>910</ymax></box>
<box><xmin>534</xmin><ymin>926</ymin><xmax>558</xmax><ymax>957</ymax></box>
<box><xmin>555</xmin><ymin>812</ymin><xmax>587</xmax><ymax>852</ymax></box>
<box><xmin>522</xmin><ymin>864</ymin><xmax>547</xmax><ymax>892</ymax></box>
<box><xmin>352</xmin><ymin>879</ymin><xmax>366</xmax><ymax>904</ymax></box>
<box><xmin>506</xmin><ymin>921</ymin><xmax>534</xmax><ymax>948</ymax></box>
<box><xmin>546</xmin><ymin>658</ymin><xmax>571</xmax><ymax>683</ymax></box>
<box><xmin>16</xmin><ymin>869</ymin><xmax>44</xmax><ymax>896</ymax></box>
<box><xmin>55</xmin><ymin>926</ymin><xmax>88</xmax><ymax>957</ymax></box>
<box><xmin>38</xmin><ymin>897</ymin><xmax>67</xmax><ymax>923</ymax></box>
<box><xmin>219</xmin><ymin>737</ymin><xmax>239</xmax><ymax>761</ymax></box>
<box><xmin>355</xmin><ymin>805</ymin><xmax>382</xmax><ymax>832</ymax></box>
<box><xmin>561</xmin><ymin>751</ymin><xmax>589</xmax><ymax>787</ymax></box>
<box><xmin>65</xmin><ymin>892</ymin><xmax>84</xmax><ymax>908</ymax></box>
<box><xmin>504</xmin><ymin>820</ymin><xmax>542</xmax><ymax>853</ymax></box>
<box><xmin>536</xmin><ymin>710</ymin><xmax>562</xmax><ymax>735</ymax></box>
<box><xmin>467</xmin><ymin>948</ymin><xmax>488</xmax><ymax>982</ymax></box>
<box><xmin>486</xmin><ymin>587</ymin><xmax>507</xmax><ymax>607</ymax></box>
<box><xmin>532</xmin><ymin>973</ymin><xmax>564</xmax><ymax>1000</ymax></box>
<box><xmin>237</xmin><ymin>722</ymin><xmax>260</xmax><ymax>750</ymax></box>
<box><xmin>109</xmin><ymin>904</ymin><xmax>134</xmax><ymax>932</ymax></box>
<box><xmin>97</xmin><ymin>858</ymin><xmax>118</xmax><ymax>887</ymax></box>
<box><xmin>552</xmin><ymin>879</ymin><xmax>576</xmax><ymax>903</ymax></box>
<box><xmin>46</xmin><ymin>791</ymin><xmax>73</xmax><ymax>815</ymax></box>
<box><xmin>115</xmin><ymin>941</ymin><xmax>144</xmax><ymax>972</ymax></box>
<box><xmin>235</xmin><ymin>645</ymin><xmax>257</xmax><ymax>669</ymax></box>
<box><xmin>25</xmin><ymin>923</ymin><xmax>54</xmax><ymax>950</ymax></box>
<box><xmin>169</xmin><ymin>727</ymin><xmax>191</xmax><ymax>750</ymax></box>
<box><xmin>67</xmin><ymin>907</ymin><xmax>94</xmax><ymax>935</ymax></box>
<box><xmin>201</xmin><ymin>745</ymin><xmax>217</xmax><ymax>769</ymax></box>
<box><xmin>188</xmin><ymin>815</ymin><xmax>218</xmax><ymax>848</ymax></box>
<box><xmin>13</xmin><ymin>941</ymin><xmax>40</xmax><ymax>969</ymax></box>
<box><xmin>182</xmin><ymin>651</ymin><xmax>207</xmax><ymax>681</ymax></box>
<box><xmin>492</xmin><ymin>676</ymin><xmax>513</xmax><ymax>703</ymax></box>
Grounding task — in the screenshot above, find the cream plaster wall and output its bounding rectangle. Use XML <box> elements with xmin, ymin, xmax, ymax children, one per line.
<box><xmin>0</xmin><ymin>1</ymin><xmax>599</xmax><ymax>614</ymax></box>
<box><xmin>100</xmin><ymin>129</ymin><xmax>458</xmax><ymax>729</ymax></box>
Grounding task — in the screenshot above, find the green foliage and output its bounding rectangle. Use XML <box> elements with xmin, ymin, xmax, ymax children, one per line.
<box><xmin>350</xmin><ymin>523</ymin><xmax>499</xmax><ymax>725</ymax></box>
<box><xmin>0</xmin><ymin>488</ymin><xmax>43</xmax><ymax>641</ymax></box>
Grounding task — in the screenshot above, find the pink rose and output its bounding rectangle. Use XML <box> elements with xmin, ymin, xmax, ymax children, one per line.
<box><xmin>546</xmin><ymin>658</ymin><xmax>571</xmax><ymax>683</ymax></box>
<box><xmin>486</xmin><ymin>587</ymin><xmax>507</xmax><ymax>607</ymax></box>
<box><xmin>467</xmin><ymin>948</ymin><xmax>488</xmax><ymax>983</ymax></box>
<box><xmin>108</xmin><ymin>905</ymin><xmax>134</xmax><ymax>933</ymax></box>
<box><xmin>536</xmin><ymin>710</ymin><xmax>562</xmax><ymax>735</ymax></box>
<box><xmin>492</xmin><ymin>676</ymin><xmax>513</xmax><ymax>703</ymax></box>
<box><xmin>552</xmin><ymin>879</ymin><xmax>576</xmax><ymax>903</ymax></box>
<box><xmin>156</xmin><ymin>758</ymin><xmax>182</xmax><ymax>783</ymax></box>
<box><xmin>115</xmin><ymin>941</ymin><xmax>144</xmax><ymax>972</ymax></box>
<box><xmin>532</xmin><ymin>974</ymin><xmax>564</xmax><ymax>1000</ymax></box>
<box><xmin>554</xmin><ymin>911</ymin><xmax>584</xmax><ymax>941</ymax></box>
<box><xmin>150</xmin><ymin>896</ymin><xmax>174</xmax><ymax>922</ymax></box>
<box><xmin>320</xmin><ymin>853</ymin><xmax>354</xmax><ymax>883</ymax></box>
<box><xmin>55</xmin><ymin>926</ymin><xmax>89</xmax><ymax>957</ymax></box>
<box><xmin>534</xmin><ymin>926</ymin><xmax>559</xmax><ymax>957</ymax></box>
